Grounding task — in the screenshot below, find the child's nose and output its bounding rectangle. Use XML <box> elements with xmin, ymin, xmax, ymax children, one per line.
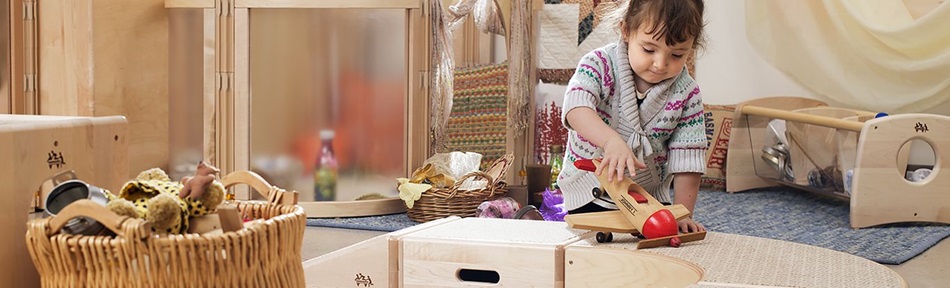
<box><xmin>654</xmin><ymin>57</ymin><xmax>668</xmax><ymax>69</ymax></box>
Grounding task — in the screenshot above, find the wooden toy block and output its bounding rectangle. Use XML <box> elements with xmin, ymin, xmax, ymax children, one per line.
<box><xmin>215</xmin><ymin>203</ymin><xmax>244</xmax><ymax>233</ymax></box>
<box><xmin>187</xmin><ymin>214</ymin><xmax>223</xmax><ymax>235</ymax></box>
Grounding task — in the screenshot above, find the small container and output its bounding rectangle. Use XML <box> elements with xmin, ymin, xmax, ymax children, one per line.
<box><xmin>549</xmin><ymin>145</ymin><xmax>564</xmax><ymax>190</ymax></box>
<box><xmin>314</xmin><ymin>129</ymin><xmax>339</xmax><ymax>201</ymax></box>
<box><xmin>44</xmin><ymin>180</ymin><xmax>110</xmax><ymax>235</ymax></box>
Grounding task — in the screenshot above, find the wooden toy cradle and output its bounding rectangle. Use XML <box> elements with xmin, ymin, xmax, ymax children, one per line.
<box><xmin>726</xmin><ymin>97</ymin><xmax>950</xmax><ymax>228</ymax></box>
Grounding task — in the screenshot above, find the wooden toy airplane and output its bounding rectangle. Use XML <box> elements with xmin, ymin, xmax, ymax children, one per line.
<box><xmin>564</xmin><ymin>159</ymin><xmax>706</xmax><ymax>249</ymax></box>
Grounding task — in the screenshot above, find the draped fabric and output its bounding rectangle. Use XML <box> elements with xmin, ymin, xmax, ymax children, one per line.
<box><xmin>430</xmin><ymin>0</ymin><xmax>455</xmax><ymax>149</ymax></box>
<box><xmin>432</xmin><ymin>0</ymin><xmax>508</xmax><ymax>149</ymax></box>
<box><xmin>508</xmin><ymin>0</ymin><xmax>532</xmax><ymax>133</ymax></box>
<box><xmin>745</xmin><ymin>0</ymin><xmax>950</xmax><ymax>112</ymax></box>
<box><xmin>446</xmin><ymin>0</ymin><xmax>507</xmax><ymax>36</ymax></box>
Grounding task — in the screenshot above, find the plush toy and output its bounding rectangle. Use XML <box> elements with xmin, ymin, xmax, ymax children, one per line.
<box><xmin>106</xmin><ymin>162</ymin><xmax>226</xmax><ymax>234</ymax></box>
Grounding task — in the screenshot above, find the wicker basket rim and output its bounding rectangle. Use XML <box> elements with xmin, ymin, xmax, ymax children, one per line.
<box><xmin>32</xmin><ymin>201</ymin><xmax>304</xmax><ymax>241</ymax></box>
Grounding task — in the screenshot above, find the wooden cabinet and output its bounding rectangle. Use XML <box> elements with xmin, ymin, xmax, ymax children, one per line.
<box><xmin>4</xmin><ymin>0</ymin><xmax>170</xmax><ymax>176</ymax></box>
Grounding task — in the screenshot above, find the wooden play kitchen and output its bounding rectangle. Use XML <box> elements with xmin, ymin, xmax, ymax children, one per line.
<box><xmin>726</xmin><ymin>96</ymin><xmax>950</xmax><ymax>228</ymax></box>
<box><xmin>303</xmin><ymin>216</ymin><xmax>905</xmax><ymax>287</ymax></box>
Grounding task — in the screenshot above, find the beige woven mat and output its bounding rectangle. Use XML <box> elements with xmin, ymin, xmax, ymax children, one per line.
<box><xmin>572</xmin><ymin>232</ymin><xmax>906</xmax><ymax>288</ymax></box>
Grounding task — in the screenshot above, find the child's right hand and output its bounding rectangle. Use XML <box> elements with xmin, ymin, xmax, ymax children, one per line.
<box><xmin>597</xmin><ymin>137</ymin><xmax>647</xmax><ymax>182</ymax></box>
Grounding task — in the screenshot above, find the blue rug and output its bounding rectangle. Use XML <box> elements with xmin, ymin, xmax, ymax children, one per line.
<box><xmin>306</xmin><ymin>188</ymin><xmax>950</xmax><ymax>264</ymax></box>
<box><xmin>307</xmin><ymin>213</ymin><xmax>417</xmax><ymax>232</ymax></box>
<box><xmin>693</xmin><ymin>187</ymin><xmax>950</xmax><ymax>265</ymax></box>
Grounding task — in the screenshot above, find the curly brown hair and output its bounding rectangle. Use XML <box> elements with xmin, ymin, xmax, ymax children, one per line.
<box><xmin>618</xmin><ymin>0</ymin><xmax>706</xmax><ymax>51</ymax></box>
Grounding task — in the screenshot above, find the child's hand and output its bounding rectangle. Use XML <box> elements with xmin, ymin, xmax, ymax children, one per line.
<box><xmin>678</xmin><ymin>218</ymin><xmax>706</xmax><ymax>233</ymax></box>
<box><xmin>597</xmin><ymin>137</ymin><xmax>647</xmax><ymax>182</ymax></box>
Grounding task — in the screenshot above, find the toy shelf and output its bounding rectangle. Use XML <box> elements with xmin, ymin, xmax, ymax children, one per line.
<box><xmin>726</xmin><ymin>97</ymin><xmax>950</xmax><ymax>228</ymax></box>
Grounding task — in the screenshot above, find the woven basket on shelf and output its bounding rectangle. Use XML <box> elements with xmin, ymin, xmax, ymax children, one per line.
<box><xmin>25</xmin><ymin>170</ymin><xmax>306</xmax><ymax>288</ymax></box>
<box><xmin>405</xmin><ymin>153</ymin><xmax>513</xmax><ymax>223</ymax></box>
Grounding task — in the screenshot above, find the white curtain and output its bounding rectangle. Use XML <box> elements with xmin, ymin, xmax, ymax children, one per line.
<box><xmin>746</xmin><ymin>0</ymin><xmax>950</xmax><ymax>112</ymax></box>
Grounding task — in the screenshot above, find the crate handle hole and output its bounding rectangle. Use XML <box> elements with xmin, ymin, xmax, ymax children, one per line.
<box><xmin>897</xmin><ymin>138</ymin><xmax>936</xmax><ymax>183</ymax></box>
<box><xmin>457</xmin><ymin>268</ymin><xmax>500</xmax><ymax>284</ymax></box>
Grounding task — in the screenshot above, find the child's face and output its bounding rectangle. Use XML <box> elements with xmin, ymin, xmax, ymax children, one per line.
<box><xmin>625</xmin><ymin>25</ymin><xmax>694</xmax><ymax>85</ymax></box>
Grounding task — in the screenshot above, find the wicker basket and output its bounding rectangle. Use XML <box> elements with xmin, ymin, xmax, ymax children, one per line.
<box><xmin>25</xmin><ymin>170</ymin><xmax>306</xmax><ymax>287</ymax></box>
<box><xmin>405</xmin><ymin>153</ymin><xmax>513</xmax><ymax>222</ymax></box>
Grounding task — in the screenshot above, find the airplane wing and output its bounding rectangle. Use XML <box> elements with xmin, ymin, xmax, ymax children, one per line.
<box><xmin>564</xmin><ymin>204</ymin><xmax>693</xmax><ymax>233</ymax></box>
<box><xmin>566</xmin><ymin>210</ymin><xmax>637</xmax><ymax>233</ymax></box>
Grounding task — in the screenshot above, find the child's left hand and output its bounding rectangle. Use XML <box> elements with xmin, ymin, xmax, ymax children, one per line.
<box><xmin>678</xmin><ymin>218</ymin><xmax>706</xmax><ymax>233</ymax></box>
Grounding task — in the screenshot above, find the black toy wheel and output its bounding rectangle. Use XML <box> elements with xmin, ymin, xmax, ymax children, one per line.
<box><xmin>596</xmin><ymin>232</ymin><xmax>614</xmax><ymax>243</ymax></box>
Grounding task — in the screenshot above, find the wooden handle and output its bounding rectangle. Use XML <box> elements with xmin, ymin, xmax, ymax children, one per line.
<box><xmin>46</xmin><ymin>199</ymin><xmax>147</xmax><ymax>238</ymax></box>
<box><xmin>443</xmin><ymin>153</ymin><xmax>514</xmax><ymax>198</ymax></box>
<box><xmin>450</xmin><ymin>171</ymin><xmax>495</xmax><ymax>190</ymax></box>
<box><xmin>483</xmin><ymin>153</ymin><xmax>514</xmax><ymax>184</ymax></box>
<box><xmin>740</xmin><ymin>105</ymin><xmax>865</xmax><ymax>132</ymax></box>
<box><xmin>220</xmin><ymin>170</ymin><xmax>298</xmax><ymax>205</ymax></box>
<box><xmin>49</xmin><ymin>170</ymin><xmax>78</xmax><ymax>186</ymax></box>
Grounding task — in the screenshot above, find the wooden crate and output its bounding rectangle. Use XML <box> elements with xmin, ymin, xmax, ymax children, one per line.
<box><xmin>303</xmin><ymin>217</ymin><xmax>467</xmax><ymax>287</ymax></box>
<box><xmin>727</xmin><ymin>97</ymin><xmax>950</xmax><ymax>228</ymax></box>
<box><xmin>304</xmin><ymin>217</ymin><xmax>592</xmax><ymax>287</ymax></box>
<box><xmin>0</xmin><ymin>114</ymin><xmax>128</xmax><ymax>288</ymax></box>
<box><xmin>399</xmin><ymin>218</ymin><xmax>590</xmax><ymax>287</ymax></box>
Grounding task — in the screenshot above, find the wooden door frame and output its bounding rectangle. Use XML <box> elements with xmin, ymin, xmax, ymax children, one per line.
<box><xmin>6</xmin><ymin>0</ymin><xmax>39</xmax><ymax>114</ymax></box>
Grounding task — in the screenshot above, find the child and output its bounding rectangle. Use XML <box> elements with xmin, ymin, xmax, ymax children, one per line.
<box><xmin>556</xmin><ymin>0</ymin><xmax>707</xmax><ymax>233</ymax></box>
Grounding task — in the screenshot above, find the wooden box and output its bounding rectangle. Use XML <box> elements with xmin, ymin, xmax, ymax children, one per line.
<box><xmin>399</xmin><ymin>218</ymin><xmax>590</xmax><ymax>287</ymax></box>
<box><xmin>303</xmin><ymin>217</ymin><xmax>457</xmax><ymax>288</ymax></box>
<box><xmin>304</xmin><ymin>217</ymin><xmax>591</xmax><ymax>287</ymax></box>
<box><xmin>0</xmin><ymin>115</ymin><xmax>128</xmax><ymax>288</ymax></box>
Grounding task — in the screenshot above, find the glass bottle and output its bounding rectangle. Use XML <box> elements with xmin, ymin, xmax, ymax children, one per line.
<box><xmin>314</xmin><ymin>129</ymin><xmax>338</xmax><ymax>201</ymax></box>
<box><xmin>549</xmin><ymin>145</ymin><xmax>564</xmax><ymax>190</ymax></box>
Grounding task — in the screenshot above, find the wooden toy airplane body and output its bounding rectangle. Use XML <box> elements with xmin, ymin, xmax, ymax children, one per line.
<box><xmin>565</xmin><ymin>159</ymin><xmax>706</xmax><ymax>248</ymax></box>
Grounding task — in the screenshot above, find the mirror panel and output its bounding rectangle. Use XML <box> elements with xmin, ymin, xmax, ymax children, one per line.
<box><xmin>249</xmin><ymin>9</ymin><xmax>406</xmax><ymax>201</ymax></box>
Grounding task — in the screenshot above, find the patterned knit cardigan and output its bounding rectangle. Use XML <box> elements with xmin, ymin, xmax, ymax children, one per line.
<box><xmin>556</xmin><ymin>41</ymin><xmax>707</xmax><ymax>211</ymax></box>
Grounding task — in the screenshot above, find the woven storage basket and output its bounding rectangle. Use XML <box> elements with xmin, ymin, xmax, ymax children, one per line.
<box><xmin>25</xmin><ymin>170</ymin><xmax>306</xmax><ymax>288</ymax></box>
<box><xmin>405</xmin><ymin>153</ymin><xmax>513</xmax><ymax>222</ymax></box>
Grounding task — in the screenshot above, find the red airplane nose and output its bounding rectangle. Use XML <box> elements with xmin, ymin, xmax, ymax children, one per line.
<box><xmin>641</xmin><ymin>209</ymin><xmax>678</xmax><ymax>239</ymax></box>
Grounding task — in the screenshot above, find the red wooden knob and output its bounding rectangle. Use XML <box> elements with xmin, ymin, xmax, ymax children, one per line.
<box><xmin>669</xmin><ymin>236</ymin><xmax>682</xmax><ymax>247</ymax></box>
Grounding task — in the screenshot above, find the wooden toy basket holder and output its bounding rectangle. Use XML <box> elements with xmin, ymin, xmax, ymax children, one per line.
<box><xmin>405</xmin><ymin>154</ymin><xmax>514</xmax><ymax>223</ymax></box>
<box><xmin>25</xmin><ymin>170</ymin><xmax>306</xmax><ymax>287</ymax></box>
<box><xmin>726</xmin><ymin>97</ymin><xmax>950</xmax><ymax>228</ymax></box>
